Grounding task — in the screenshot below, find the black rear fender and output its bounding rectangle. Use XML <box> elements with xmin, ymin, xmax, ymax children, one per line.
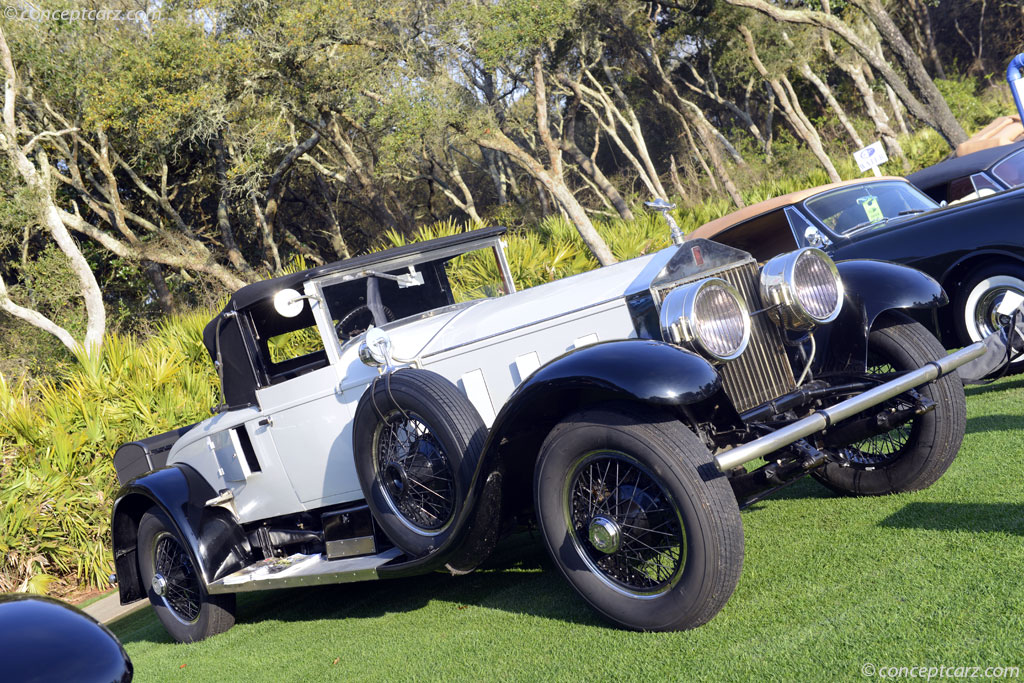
<box><xmin>111</xmin><ymin>465</ymin><xmax>251</xmax><ymax>604</ymax></box>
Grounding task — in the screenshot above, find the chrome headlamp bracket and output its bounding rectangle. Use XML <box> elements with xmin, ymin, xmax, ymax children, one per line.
<box><xmin>358</xmin><ymin>327</ymin><xmax>396</xmax><ymax>371</ymax></box>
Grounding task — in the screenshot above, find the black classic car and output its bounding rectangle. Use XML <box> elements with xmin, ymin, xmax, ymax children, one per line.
<box><xmin>110</xmin><ymin>222</ymin><xmax>984</xmax><ymax>642</ymax></box>
<box><xmin>691</xmin><ymin>177</ymin><xmax>1024</xmax><ymax>364</ymax></box>
<box><xmin>908</xmin><ymin>140</ymin><xmax>1024</xmax><ymax>204</ymax></box>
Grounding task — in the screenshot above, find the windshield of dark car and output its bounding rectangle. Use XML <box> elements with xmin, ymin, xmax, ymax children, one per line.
<box><xmin>803</xmin><ymin>181</ymin><xmax>938</xmax><ymax>235</ymax></box>
<box><xmin>992</xmin><ymin>148</ymin><xmax>1024</xmax><ymax>187</ymax></box>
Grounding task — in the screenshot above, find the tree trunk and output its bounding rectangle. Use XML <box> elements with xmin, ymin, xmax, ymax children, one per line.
<box><xmin>837</xmin><ymin>59</ymin><xmax>907</xmax><ymax>163</ymax></box>
<box><xmin>0</xmin><ymin>26</ymin><xmax>106</xmax><ymax>354</ymax></box>
<box><xmin>669</xmin><ymin>155</ymin><xmax>689</xmax><ymax>202</ymax></box>
<box><xmin>313</xmin><ymin>172</ymin><xmax>352</xmax><ymax>260</ymax></box>
<box><xmin>561</xmin><ymin>140</ymin><xmax>634</xmax><ymax>221</ymax></box>
<box><xmin>561</xmin><ymin>86</ymin><xmax>634</xmax><ymax>221</ymax></box>
<box><xmin>144</xmin><ymin>261</ymin><xmax>174</xmax><ymax>314</ymax></box>
<box><xmin>252</xmin><ymin>197</ymin><xmax>283</xmax><ymax>273</ymax></box>
<box><xmin>482</xmin><ymin>148</ymin><xmax>508</xmax><ymax>205</ymax></box>
<box><xmin>624</xmin><ymin>36</ymin><xmax>744</xmax><ymax>206</ymax></box>
<box><xmin>265</xmin><ymin>130</ymin><xmax>321</xmax><ymax>235</ymax></box>
<box><xmin>885</xmin><ymin>84</ymin><xmax>910</xmax><ymax>136</ymax></box>
<box><xmin>851</xmin><ymin>0</ymin><xmax>959</xmax><ymax>137</ymax></box>
<box><xmin>724</xmin><ymin>0</ymin><xmax>967</xmax><ymax>146</ymax></box>
<box><xmin>796</xmin><ymin>61</ymin><xmax>864</xmax><ymax>148</ymax></box>
<box><xmin>214</xmin><ymin>133</ymin><xmax>250</xmax><ymax>272</ymax></box>
<box><xmin>740</xmin><ymin>26</ymin><xmax>841</xmax><ymax>183</ymax></box>
<box><xmin>907</xmin><ymin>0</ymin><xmax>946</xmax><ymax>78</ymax></box>
<box><xmin>680</xmin><ymin>118</ymin><xmax>718</xmax><ymax>193</ymax></box>
<box><xmin>478</xmin><ymin>130</ymin><xmax>616</xmax><ymax>265</ymax></box>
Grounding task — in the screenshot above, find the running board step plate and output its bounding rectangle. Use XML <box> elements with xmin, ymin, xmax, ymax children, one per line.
<box><xmin>207</xmin><ymin>547</ymin><xmax>403</xmax><ymax>595</ymax></box>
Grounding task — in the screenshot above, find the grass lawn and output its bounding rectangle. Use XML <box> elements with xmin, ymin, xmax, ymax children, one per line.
<box><xmin>111</xmin><ymin>376</ymin><xmax>1024</xmax><ymax>682</ymax></box>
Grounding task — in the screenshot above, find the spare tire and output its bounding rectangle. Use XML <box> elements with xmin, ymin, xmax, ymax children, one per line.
<box><xmin>353</xmin><ymin>369</ymin><xmax>486</xmax><ymax>556</ymax></box>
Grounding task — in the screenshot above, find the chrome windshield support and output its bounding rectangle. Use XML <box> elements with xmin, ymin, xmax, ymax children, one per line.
<box><xmin>714</xmin><ymin>341</ymin><xmax>987</xmax><ymax>471</ymax></box>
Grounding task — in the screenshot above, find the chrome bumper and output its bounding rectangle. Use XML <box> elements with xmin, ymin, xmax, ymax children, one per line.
<box><xmin>714</xmin><ymin>341</ymin><xmax>986</xmax><ymax>472</ymax></box>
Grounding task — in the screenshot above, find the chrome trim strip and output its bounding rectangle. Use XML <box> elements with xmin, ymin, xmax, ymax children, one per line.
<box><xmin>713</xmin><ymin>341</ymin><xmax>986</xmax><ymax>471</ymax></box>
<box><xmin>207</xmin><ymin>547</ymin><xmax>402</xmax><ymax>594</ymax></box>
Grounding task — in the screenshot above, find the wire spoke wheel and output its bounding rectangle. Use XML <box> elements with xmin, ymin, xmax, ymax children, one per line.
<box><xmin>812</xmin><ymin>313</ymin><xmax>966</xmax><ymax>496</ymax></box>
<box><xmin>152</xmin><ymin>532</ymin><xmax>202</xmax><ymax>624</ymax></box>
<box><xmin>564</xmin><ymin>451</ymin><xmax>686</xmax><ymax>595</ymax></box>
<box><xmin>841</xmin><ymin>353</ymin><xmax>918</xmax><ymax>467</ymax></box>
<box><xmin>374</xmin><ymin>410</ymin><xmax>456</xmax><ymax>533</ymax></box>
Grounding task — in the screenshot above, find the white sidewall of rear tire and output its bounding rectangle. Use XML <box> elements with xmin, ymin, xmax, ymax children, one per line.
<box><xmin>962</xmin><ymin>275</ymin><xmax>1024</xmax><ymax>357</ymax></box>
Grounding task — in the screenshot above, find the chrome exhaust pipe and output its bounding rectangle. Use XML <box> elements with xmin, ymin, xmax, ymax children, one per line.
<box><xmin>714</xmin><ymin>341</ymin><xmax>986</xmax><ymax>472</ymax></box>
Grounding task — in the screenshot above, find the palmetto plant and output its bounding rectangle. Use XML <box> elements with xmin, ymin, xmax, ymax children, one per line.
<box><xmin>0</xmin><ymin>313</ymin><xmax>219</xmax><ymax>591</ymax></box>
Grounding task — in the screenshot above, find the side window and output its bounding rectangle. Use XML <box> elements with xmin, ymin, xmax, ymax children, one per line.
<box><xmin>267</xmin><ymin>326</ymin><xmax>324</xmax><ymax>365</ymax></box>
<box><xmin>249</xmin><ymin>301</ymin><xmax>329</xmax><ymax>385</ymax></box>
<box><xmin>992</xmin><ymin>149</ymin><xmax>1024</xmax><ymax>187</ymax></box>
<box><xmin>970</xmin><ymin>173</ymin><xmax>1001</xmax><ymax>193</ymax></box>
<box><xmin>946</xmin><ymin>176</ymin><xmax>975</xmax><ymax>202</ymax></box>
<box><xmin>784</xmin><ymin>207</ymin><xmax>822</xmax><ymax>247</ymax></box>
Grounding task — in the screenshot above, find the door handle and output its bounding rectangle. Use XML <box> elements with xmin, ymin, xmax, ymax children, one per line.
<box><xmin>257</xmin><ymin>417</ymin><xmax>273</xmax><ymax>428</ymax></box>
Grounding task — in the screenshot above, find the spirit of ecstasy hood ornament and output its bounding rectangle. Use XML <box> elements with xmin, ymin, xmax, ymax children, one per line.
<box><xmin>646</xmin><ymin>198</ymin><xmax>685</xmax><ymax>246</ymax></box>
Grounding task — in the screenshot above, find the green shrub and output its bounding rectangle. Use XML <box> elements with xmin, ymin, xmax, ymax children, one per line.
<box><xmin>0</xmin><ymin>312</ymin><xmax>219</xmax><ymax>590</ymax></box>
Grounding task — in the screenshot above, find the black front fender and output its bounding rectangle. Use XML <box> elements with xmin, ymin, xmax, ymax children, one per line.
<box><xmin>111</xmin><ymin>465</ymin><xmax>250</xmax><ymax>604</ymax></box>
<box><xmin>818</xmin><ymin>260</ymin><xmax>948</xmax><ymax>372</ymax></box>
<box><xmin>377</xmin><ymin>339</ymin><xmax>724</xmax><ymax>579</ymax></box>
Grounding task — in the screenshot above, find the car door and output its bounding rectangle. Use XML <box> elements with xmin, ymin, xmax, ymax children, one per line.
<box><xmin>257</xmin><ymin>365</ymin><xmax>364</xmax><ymax>507</ymax></box>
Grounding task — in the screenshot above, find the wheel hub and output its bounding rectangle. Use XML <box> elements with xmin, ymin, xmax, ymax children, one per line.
<box><xmin>588</xmin><ymin>515</ymin><xmax>622</xmax><ymax>554</ymax></box>
<box><xmin>977</xmin><ymin>287</ymin><xmax>1024</xmax><ymax>337</ymax></box>
<box><xmin>152</xmin><ymin>572</ymin><xmax>168</xmax><ymax>597</ymax></box>
<box><xmin>384</xmin><ymin>462</ymin><xmax>410</xmax><ymax>498</ymax></box>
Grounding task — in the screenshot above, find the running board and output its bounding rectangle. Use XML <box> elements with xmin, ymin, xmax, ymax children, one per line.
<box><xmin>207</xmin><ymin>548</ymin><xmax>404</xmax><ymax>595</ymax></box>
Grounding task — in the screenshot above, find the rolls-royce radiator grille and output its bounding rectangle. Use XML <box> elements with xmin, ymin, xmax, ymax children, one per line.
<box><xmin>657</xmin><ymin>260</ymin><xmax>796</xmax><ymax>413</ymax></box>
<box><xmin>716</xmin><ymin>261</ymin><xmax>796</xmax><ymax>413</ymax></box>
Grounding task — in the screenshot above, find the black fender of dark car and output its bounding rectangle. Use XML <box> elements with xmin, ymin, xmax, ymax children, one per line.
<box><xmin>816</xmin><ymin>259</ymin><xmax>948</xmax><ymax>372</ymax></box>
<box><xmin>0</xmin><ymin>594</ymin><xmax>133</xmax><ymax>682</ymax></box>
<box><xmin>377</xmin><ymin>339</ymin><xmax>729</xmax><ymax>579</ymax></box>
<box><xmin>111</xmin><ymin>465</ymin><xmax>251</xmax><ymax>604</ymax></box>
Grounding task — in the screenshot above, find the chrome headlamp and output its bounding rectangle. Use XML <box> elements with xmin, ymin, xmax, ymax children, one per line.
<box><xmin>760</xmin><ymin>248</ymin><xmax>844</xmax><ymax>330</ymax></box>
<box><xmin>659</xmin><ymin>278</ymin><xmax>751</xmax><ymax>362</ymax></box>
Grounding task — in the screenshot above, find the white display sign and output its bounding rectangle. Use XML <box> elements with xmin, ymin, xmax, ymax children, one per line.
<box><xmin>853</xmin><ymin>141</ymin><xmax>888</xmax><ymax>174</ymax></box>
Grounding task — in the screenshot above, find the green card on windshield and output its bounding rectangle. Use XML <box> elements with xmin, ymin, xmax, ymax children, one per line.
<box><xmin>858</xmin><ymin>196</ymin><xmax>883</xmax><ymax>223</ymax></box>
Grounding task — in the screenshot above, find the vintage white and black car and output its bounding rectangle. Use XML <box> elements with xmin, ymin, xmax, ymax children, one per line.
<box><xmin>109</xmin><ymin>215</ymin><xmax>986</xmax><ymax>642</ymax></box>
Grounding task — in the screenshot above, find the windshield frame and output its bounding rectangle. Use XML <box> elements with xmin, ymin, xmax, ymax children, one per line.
<box><xmin>306</xmin><ymin>235</ymin><xmax>515</xmax><ymax>367</ymax></box>
<box><xmin>801</xmin><ymin>180</ymin><xmax>939</xmax><ymax>239</ymax></box>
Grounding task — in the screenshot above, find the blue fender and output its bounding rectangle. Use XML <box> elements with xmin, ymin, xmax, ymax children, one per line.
<box><xmin>818</xmin><ymin>260</ymin><xmax>948</xmax><ymax>372</ymax></box>
<box><xmin>111</xmin><ymin>465</ymin><xmax>250</xmax><ymax>604</ymax></box>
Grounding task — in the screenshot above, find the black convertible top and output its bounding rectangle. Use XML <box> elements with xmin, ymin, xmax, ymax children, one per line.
<box><xmin>202</xmin><ymin>225</ymin><xmax>508</xmax><ymax>409</ymax></box>
<box><xmin>907</xmin><ymin>141</ymin><xmax>1024</xmax><ymax>195</ymax></box>
<box><xmin>222</xmin><ymin>225</ymin><xmax>507</xmax><ymax>311</ymax></box>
